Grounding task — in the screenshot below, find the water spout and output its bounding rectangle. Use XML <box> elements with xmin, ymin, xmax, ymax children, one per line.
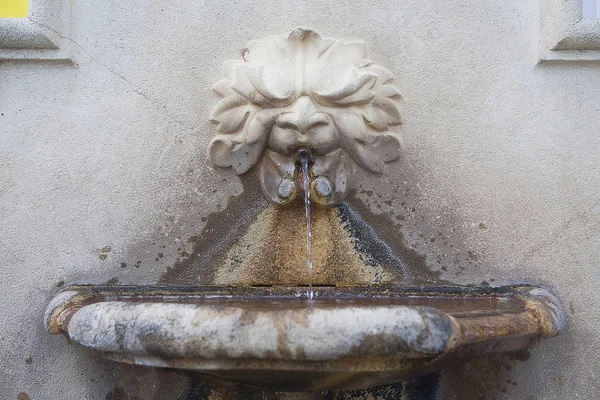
<box><xmin>298</xmin><ymin>148</ymin><xmax>313</xmax><ymax>301</ymax></box>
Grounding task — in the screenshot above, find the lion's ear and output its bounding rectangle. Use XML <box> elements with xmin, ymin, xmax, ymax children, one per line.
<box><xmin>208</xmin><ymin>132</ymin><xmax>268</xmax><ymax>175</ymax></box>
<box><xmin>208</xmin><ymin>111</ymin><xmax>277</xmax><ymax>175</ymax></box>
<box><xmin>347</xmin><ymin>134</ymin><xmax>403</xmax><ymax>175</ymax></box>
<box><xmin>231</xmin><ymin>65</ymin><xmax>295</xmax><ymax>108</ymax></box>
<box><xmin>335</xmin><ymin>110</ymin><xmax>402</xmax><ymax>175</ymax></box>
<box><xmin>312</xmin><ymin>70</ymin><xmax>377</xmax><ymax>106</ymax></box>
<box><xmin>359</xmin><ymin>65</ymin><xmax>402</xmax><ymax>131</ymax></box>
<box><xmin>362</xmin><ymin>95</ymin><xmax>402</xmax><ymax>131</ymax></box>
<box><xmin>209</xmin><ymin>94</ymin><xmax>252</xmax><ymax>133</ymax></box>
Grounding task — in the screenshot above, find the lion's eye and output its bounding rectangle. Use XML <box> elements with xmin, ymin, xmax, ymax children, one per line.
<box><xmin>277</xmin><ymin>122</ymin><xmax>299</xmax><ymax>131</ymax></box>
<box><xmin>309</xmin><ymin>120</ymin><xmax>329</xmax><ymax>129</ymax></box>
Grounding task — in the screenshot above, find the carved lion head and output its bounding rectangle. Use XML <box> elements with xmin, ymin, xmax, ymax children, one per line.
<box><xmin>209</xmin><ymin>28</ymin><xmax>402</xmax><ymax>205</ymax></box>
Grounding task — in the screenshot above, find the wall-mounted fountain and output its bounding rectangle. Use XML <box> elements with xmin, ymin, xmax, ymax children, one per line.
<box><xmin>44</xmin><ymin>29</ymin><xmax>565</xmax><ymax>394</ymax></box>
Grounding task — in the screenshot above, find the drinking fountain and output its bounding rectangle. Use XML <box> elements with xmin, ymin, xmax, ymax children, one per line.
<box><xmin>44</xmin><ymin>28</ymin><xmax>564</xmax><ymax>393</ymax></box>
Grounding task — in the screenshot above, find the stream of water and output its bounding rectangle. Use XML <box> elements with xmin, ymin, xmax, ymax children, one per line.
<box><xmin>300</xmin><ymin>152</ymin><xmax>313</xmax><ymax>301</ymax></box>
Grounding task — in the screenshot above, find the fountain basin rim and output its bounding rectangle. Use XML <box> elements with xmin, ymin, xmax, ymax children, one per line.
<box><xmin>44</xmin><ymin>284</ymin><xmax>564</xmax><ymax>390</ymax></box>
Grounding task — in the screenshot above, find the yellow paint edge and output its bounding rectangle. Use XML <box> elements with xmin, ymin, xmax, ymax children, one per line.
<box><xmin>0</xmin><ymin>0</ymin><xmax>29</xmax><ymax>19</ymax></box>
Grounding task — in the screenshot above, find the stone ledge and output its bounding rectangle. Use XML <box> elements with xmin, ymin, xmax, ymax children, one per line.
<box><xmin>539</xmin><ymin>0</ymin><xmax>600</xmax><ymax>62</ymax></box>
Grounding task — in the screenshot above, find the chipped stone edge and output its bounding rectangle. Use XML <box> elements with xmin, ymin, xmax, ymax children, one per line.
<box><xmin>43</xmin><ymin>290</ymin><xmax>78</xmax><ymax>334</ymax></box>
<box><xmin>520</xmin><ymin>287</ymin><xmax>566</xmax><ymax>338</ymax></box>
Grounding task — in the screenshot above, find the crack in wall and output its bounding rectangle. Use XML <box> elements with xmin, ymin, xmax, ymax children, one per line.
<box><xmin>28</xmin><ymin>17</ymin><xmax>194</xmax><ymax>131</ymax></box>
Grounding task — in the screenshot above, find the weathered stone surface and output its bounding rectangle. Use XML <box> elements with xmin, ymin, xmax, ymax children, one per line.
<box><xmin>1</xmin><ymin>1</ymin><xmax>597</xmax><ymax>399</ymax></box>
<box><xmin>45</xmin><ymin>285</ymin><xmax>563</xmax><ymax>391</ymax></box>
<box><xmin>67</xmin><ymin>303</ymin><xmax>450</xmax><ymax>359</ymax></box>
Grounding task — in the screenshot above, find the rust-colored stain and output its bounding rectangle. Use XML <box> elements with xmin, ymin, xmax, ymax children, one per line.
<box><xmin>211</xmin><ymin>202</ymin><xmax>385</xmax><ymax>286</ymax></box>
<box><xmin>97</xmin><ymin>246</ymin><xmax>112</xmax><ymax>261</ymax></box>
<box><xmin>159</xmin><ymin>178</ymin><xmax>443</xmax><ymax>287</ymax></box>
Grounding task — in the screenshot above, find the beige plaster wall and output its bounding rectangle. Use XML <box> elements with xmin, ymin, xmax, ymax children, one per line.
<box><xmin>1</xmin><ymin>1</ymin><xmax>598</xmax><ymax>399</ymax></box>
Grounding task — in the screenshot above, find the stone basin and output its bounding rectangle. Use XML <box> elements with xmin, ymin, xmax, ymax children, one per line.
<box><xmin>45</xmin><ymin>284</ymin><xmax>564</xmax><ymax>391</ymax></box>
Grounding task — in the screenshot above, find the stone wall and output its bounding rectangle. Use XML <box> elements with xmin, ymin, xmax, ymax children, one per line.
<box><xmin>1</xmin><ymin>1</ymin><xmax>598</xmax><ymax>399</ymax></box>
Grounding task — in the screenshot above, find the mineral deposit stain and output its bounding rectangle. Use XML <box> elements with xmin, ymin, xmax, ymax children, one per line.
<box><xmin>16</xmin><ymin>393</ymin><xmax>30</xmax><ymax>400</ymax></box>
<box><xmin>160</xmin><ymin>174</ymin><xmax>446</xmax><ymax>287</ymax></box>
<box><xmin>105</xmin><ymin>277</ymin><xmax>119</xmax><ymax>285</ymax></box>
<box><xmin>342</xmin><ymin>196</ymin><xmax>446</xmax><ymax>284</ymax></box>
<box><xmin>211</xmin><ymin>202</ymin><xmax>382</xmax><ymax>286</ymax></box>
<box><xmin>159</xmin><ymin>171</ymin><xmax>268</xmax><ymax>285</ymax></box>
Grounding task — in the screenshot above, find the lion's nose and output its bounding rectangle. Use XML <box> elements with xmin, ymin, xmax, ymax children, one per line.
<box><xmin>276</xmin><ymin>97</ymin><xmax>329</xmax><ymax>134</ymax></box>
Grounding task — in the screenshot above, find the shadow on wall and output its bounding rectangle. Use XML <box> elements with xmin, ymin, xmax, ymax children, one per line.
<box><xmin>178</xmin><ymin>373</ymin><xmax>440</xmax><ymax>400</ymax></box>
